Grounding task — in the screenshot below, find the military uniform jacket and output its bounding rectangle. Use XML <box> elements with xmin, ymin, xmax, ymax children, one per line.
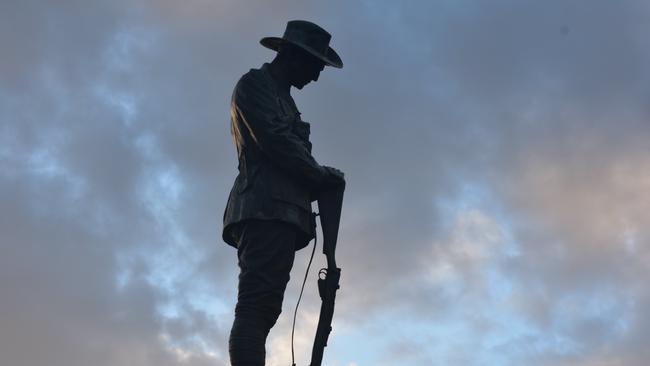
<box><xmin>222</xmin><ymin>63</ymin><xmax>325</xmax><ymax>250</ymax></box>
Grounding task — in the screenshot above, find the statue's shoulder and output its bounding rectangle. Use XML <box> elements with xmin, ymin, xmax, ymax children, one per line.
<box><xmin>233</xmin><ymin>65</ymin><xmax>275</xmax><ymax>102</ymax></box>
<box><xmin>239</xmin><ymin>67</ymin><xmax>263</xmax><ymax>83</ymax></box>
<box><xmin>237</xmin><ymin>65</ymin><xmax>272</xmax><ymax>90</ymax></box>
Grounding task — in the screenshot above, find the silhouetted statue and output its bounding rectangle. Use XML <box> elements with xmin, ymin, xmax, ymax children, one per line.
<box><xmin>222</xmin><ymin>20</ymin><xmax>345</xmax><ymax>366</ymax></box>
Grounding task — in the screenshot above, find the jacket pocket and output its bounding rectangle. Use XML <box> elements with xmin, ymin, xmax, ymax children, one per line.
<box><xmin>236</xmin><ymin>164</ymin><xmax>259</xmax><ymax>194</ymax></box>
<box><xmin>268</xmin><ymin>168</ymin><xmax>311</xmax><ymax>212</ymax></box>
<box><xmin>270</xmin><ymin>194</ymin><xmax>311</xmax><ymax>212</ymax></box>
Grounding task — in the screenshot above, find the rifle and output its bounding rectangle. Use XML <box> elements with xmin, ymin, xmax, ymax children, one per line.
<box><xmin>310</xmin><ymin>181</ymin><xmax>345</xmax><ymax>366</ymax></box>
<box><xmin>291</xmin><ymin>180</ymin><xmax>345</xmax><ymax>366</ymax></box>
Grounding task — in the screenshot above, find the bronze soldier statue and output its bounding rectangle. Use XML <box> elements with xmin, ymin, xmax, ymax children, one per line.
<box><xmin>222</xmin><ymin>20</ymin><xmax>345</xmax><ymax>366</ymax></box>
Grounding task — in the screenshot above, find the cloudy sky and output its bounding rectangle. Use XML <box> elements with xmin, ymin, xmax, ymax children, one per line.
<box><xmin>2</xmin><ymin>1</ymin><xmax>650</xmax><ymax>365</ymax></box>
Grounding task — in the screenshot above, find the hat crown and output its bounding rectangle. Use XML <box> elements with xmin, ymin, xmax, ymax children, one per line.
<box><xmin>283</xmin><ymin>20</ymin><xmax>332</xmax><ymax>55</ymax></box>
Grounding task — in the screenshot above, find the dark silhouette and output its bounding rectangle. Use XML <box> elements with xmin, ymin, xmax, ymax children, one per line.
<box><xmin>308</xmin><ymin>185</ymin><xmax>345</xmax><ymax>366</ymax></box>
<box><xmin>222</xmin><ymin>20</ymin><xmax>345</xmax><ymax>366</ymax></box>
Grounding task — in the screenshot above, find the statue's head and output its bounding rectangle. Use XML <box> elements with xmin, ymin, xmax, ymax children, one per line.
<box><xmin>261</xmin><ymin>20</ymin><xmax>343</xmax><ymax>89</ymax></box>
<box><xmin>277</xmin><ymin>43</ymin><xmax>326</xmax><ymax>89</ymax></box>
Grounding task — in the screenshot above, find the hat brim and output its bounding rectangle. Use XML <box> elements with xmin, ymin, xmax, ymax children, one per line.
<box><xmin>260</xmin><ymin>37</ymin><xmax>343</xmax><ymax>69</ymax></box>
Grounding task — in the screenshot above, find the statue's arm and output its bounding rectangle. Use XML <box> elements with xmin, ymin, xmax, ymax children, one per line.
<box><xmin>232</xmin><ymin>75</ymin><xmax>326</xmax><ymax>187</ymax></box>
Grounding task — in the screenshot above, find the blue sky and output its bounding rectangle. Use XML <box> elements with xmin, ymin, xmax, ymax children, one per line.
<box><xmin>2</xmin><ymin>1</ymin><xmax>650</xmax><ymax>365</ymax></box>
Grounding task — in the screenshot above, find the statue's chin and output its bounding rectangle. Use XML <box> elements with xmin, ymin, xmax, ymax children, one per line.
<box><xmin>293</xmin><ymin>80</ymin><xmax>311</xmax><ymax>90</ymax></box>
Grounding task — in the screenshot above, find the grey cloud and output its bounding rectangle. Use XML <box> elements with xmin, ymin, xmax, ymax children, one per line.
<box><xmin>3</xmin><ymin>0</ymin><xmax>650</xmax><ymax>365</ymax></box>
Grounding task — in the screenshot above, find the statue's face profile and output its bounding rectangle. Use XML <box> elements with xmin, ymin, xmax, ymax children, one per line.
<box><xmin>289</xmin><ymin>49</ymin><xmax>326</xmax><ymax>90</ymax></box>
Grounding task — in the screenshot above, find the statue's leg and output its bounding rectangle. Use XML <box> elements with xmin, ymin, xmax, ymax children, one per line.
<box><xmin>229</xmin><ymin>219</ymin><xmax>297</xmax><ymax>366</ymax></box>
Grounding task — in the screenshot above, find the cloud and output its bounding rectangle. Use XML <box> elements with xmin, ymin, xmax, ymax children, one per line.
<box><xmin>2</xmin><ymin>0</ymin><xmax>650</xmax><ymax>365</ymax></box>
